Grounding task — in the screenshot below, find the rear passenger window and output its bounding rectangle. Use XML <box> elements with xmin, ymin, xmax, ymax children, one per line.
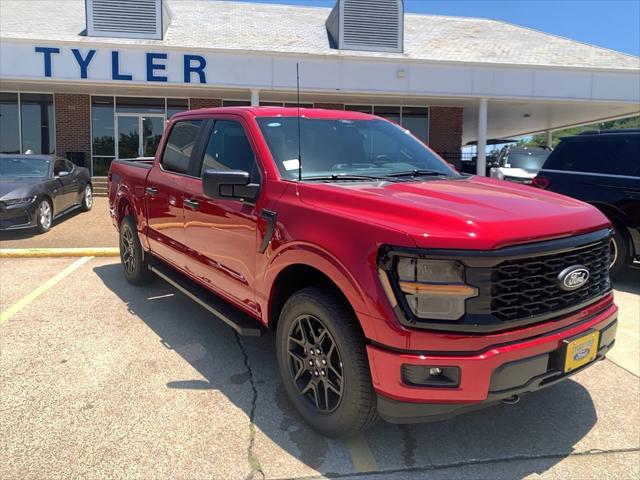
<box><xmin>161</xmin><ymin>120</ymin><xmax>203</xmax><ymax>174</ymax></box>
<box><xmin>201</xmin><ymin>120</ymin><xmax>258</xmax><ymax>179</ymax></box>
<box><xmin>545</xmin><ymin>139</ymin><xmax>638</xmax><ymax>176</ymax></box>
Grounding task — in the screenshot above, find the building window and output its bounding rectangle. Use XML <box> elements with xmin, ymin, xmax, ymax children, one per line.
<box><xmin>92</xmin><ymin>96</ymin><xmax>115</xmax><ymax>157</ymax></box>
<box><xmin>0</xmin><ymin>92</ymin><xmax>55</xmax><ymax>155</ymax></box>
<box><xmin>167</xmin><ymin>98</ymin><xmax>189</xmax><ymax>118</ymax></box>
<box><xmin>345</xmin><ymin>105</ymin><xmax>373</xmax><ymax>114</ymax></box>
<box><xmin>20</xmin><ymin>94</ymin><xmax>55</xmax><ymax>154</ymax></box>
<box><xmin>260</xmin><ymin>101</ymin><xmax>284</xmax><ymax>107</ymax></box>
<box><xmin>0</xmin><ymin>93</ymin><xmax>20</xmax><ymax>154</ymax></box>
<box><xmin>401</xmin><ymin>107</ymin><xmax>428</xmax><ymax>143</ymax></box>
<box><xmin>374</xmin><ymin>106</ymin><xmax>401</xmax><ymax>124</ymax></box>
<box><xmin>90</xmin><ymin>96</ymin><xmax>188</xmax><ymax>176</ymax></box>
<box><xmin>284</xmin><ymin>102</ymin><xmax>314</xmax><ymax>108</ymax></box>
<box><xmin>346</xmin><ymin>104</ymin><xmax>428</xmax><ymax>143</ymax></box>
<box><xmin>116</xmin><ymin>97</ymin><xmax>165</xmax><ymax>114</ymax></box>
<box><xmin>222</xmin><ymin>100</ymin><xmax>251</xmax><ymax>107</ymax></box>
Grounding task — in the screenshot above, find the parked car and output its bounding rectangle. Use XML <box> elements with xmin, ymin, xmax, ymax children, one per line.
<box><xmin>0</xmin><ymin>154</ymin><xmax>93</xmax><ymax>233</ymax></box>
<box><xmin>109</xmin><ymin>107</ymin><xmax>617</xmax><ymax>437</ymax></box>
<box><xmin>490</xmin><ymin>145</ymin><xmax>551</xmax><ymax>184</ymax></box>
<box><xmin>533</xmin><ymin>129</ymin><xmax>640</xmax><ymax>277</ymax></box>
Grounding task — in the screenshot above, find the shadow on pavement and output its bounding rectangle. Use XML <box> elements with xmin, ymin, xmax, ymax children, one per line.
<box><xmin>94</xmin><ymin>262</ymin><xmax>599</xmax><ymax>478</ymax></box>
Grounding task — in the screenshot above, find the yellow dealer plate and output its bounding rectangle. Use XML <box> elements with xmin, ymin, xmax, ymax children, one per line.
<box><xmin>563</xmin><ymin>331</ymin><xmax>600</xmax><ymax>373</ymax></box>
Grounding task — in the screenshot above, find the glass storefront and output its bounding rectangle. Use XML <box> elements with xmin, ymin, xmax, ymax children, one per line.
<box><xmin>91</xmin><ymin>96</ymin><xmax>189</xmax><ymax>176</ymax></box>
<box><xmin>346</xmin><ymin>105</ymin><xmax>429</xmax><ymax>143</ymax></box>
<box><xmin>0</xmin><ymin>92</ymin><xmax>55</xmax><ymax>154</ymax></box>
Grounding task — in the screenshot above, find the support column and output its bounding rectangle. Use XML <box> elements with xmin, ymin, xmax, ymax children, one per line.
<box><xmin>546</xmin><ymin>130</ymin><xmax>553</xmax><ymax>148</ymax></box>
<box><xmin>250</xmin><ymin>90</ymin><xmax>260</xmax><ymax>107</ymax></box>
<box><xmin>476</xmin><ymin>98</ymin><xmax>488</xmax><ymax>176</ymax></box>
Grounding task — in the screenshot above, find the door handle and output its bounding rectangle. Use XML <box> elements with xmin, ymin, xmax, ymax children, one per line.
<box><xmin>184</xmin><ymin>198</ymin><xmax>200</xmax><ymax>211</ymax></box>
<box><xmin>146</xmin><ymin>186</ymin><xmax>158</xmax><ymax>196</ymax></box>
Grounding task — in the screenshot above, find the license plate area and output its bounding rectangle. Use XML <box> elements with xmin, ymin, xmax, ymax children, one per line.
<box><xmin>562</xmin><ymin>330</ymin><xmax>600</xmax><ymax>373</ymax></box>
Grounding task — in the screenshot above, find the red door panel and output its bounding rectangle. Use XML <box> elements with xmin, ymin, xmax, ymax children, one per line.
<box><xmin>145</xmin><ymin>164</ymin><xmax>187</xmax><ymax>265</ymax></box>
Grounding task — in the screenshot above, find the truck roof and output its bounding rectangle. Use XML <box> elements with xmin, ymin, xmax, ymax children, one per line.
<box><xmin>174</xmin><ymin>106</ymin><xmax>377</xmax><ymax>121</ymax></box>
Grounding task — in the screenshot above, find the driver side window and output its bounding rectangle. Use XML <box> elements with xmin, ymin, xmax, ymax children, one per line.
<box><xmin>54</xmin><ymin>159</ymin><xmax>73</xmax><ymax>176</ymax></box>
<box><xmin>201</xmin><ymin>120</ymin><xmax>259</xmax><ymax>182</ymax></box>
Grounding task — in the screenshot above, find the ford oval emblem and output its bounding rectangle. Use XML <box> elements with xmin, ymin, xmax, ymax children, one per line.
<box><xmin>557</xmin><ymin>265</ymin><xmax>590</xmax><ymax>291</ymax></box>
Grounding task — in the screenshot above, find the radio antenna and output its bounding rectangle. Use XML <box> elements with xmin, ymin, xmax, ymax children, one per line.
<box><xmin>296</xmin><ymin>63</ymin><xmax>302</xmax><ymax>182</ymax></box>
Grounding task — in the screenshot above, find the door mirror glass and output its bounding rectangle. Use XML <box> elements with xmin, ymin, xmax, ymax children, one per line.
<box><xmin>202</xmin><ymin>169</ymin><xmax>259</xmax><ymax>201</ymax></box>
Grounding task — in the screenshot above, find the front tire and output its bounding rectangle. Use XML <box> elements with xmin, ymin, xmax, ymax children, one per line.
<box><xmin>609</xmin><ymin>224</ymin><xmax>630</xmax><ymax>278</ymax></box>
<box><xmin>35</xmin><ymin>198</ymin><xmax>53</xmax><ymax>234</ymax></box>
<box><xmin>119</xmin><ymin>216</ymin><xmax>154</xmax><ymax>285</ymax></box>
<box><xmin>80</xmin><ymin>184</ymin><xmax>93</xmax><ymax>212</ymax></box>
<box><xmin>276</xmin><ymin>286</ymin><xmax>378</xmax><ymax>437</ymax></box>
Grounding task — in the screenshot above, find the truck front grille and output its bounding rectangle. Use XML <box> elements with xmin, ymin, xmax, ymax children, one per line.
<box><xmin>491</xmin><ymin>240</ymin><xmax>611</xmax><ymax>321</ymax></box>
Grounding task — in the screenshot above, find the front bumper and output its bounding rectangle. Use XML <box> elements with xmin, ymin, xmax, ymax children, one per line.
<box><xmin>0</xmin><ymin>203</ymin><xmax>38</xmax><ymax>230</ymax></box>
<box><xmin>368</xmin><ymin>303</ymin><xmax>617</xmax><ymax>423</ymax></box>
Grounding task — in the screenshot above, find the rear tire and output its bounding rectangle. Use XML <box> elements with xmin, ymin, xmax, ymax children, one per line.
<box><xmin>119</xmin><ymin>216</ymin><xmax>154</xmax><ymax>285</ymax></box>
<box><xmin>35</xmin><ymin>198</ymin><xmax>53</xmax><ymax>234</ymax></box>
<box><xmin>609</xmin><ymin>224</ymin><xmax>630</xmax><ymax>279</ymax></box>
<box><xmin>80</xmin><ymin>184</ymin><xmax>93</xmax><ymax>212</ymax></box>
<box><xmin>276</xmin><ymin>286</ymin><xmax>378</xmax><ymax>437</ymax></box>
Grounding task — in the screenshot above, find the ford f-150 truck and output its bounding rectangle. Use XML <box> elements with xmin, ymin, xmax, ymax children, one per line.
<box><xmin>108</xmin><ymin>107</ymin><xmax>617</xmax><ymax>437</ymax></box>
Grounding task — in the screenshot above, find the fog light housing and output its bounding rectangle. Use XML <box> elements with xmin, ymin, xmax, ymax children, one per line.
<box><xmin>402</xmin><ymin>364</ymin><xmax>461</xmax><ymax>387</ymax></box>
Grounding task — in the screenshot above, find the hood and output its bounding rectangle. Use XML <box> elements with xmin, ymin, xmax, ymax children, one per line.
<box><xmin>0</xmin><ymin>178</ymin><xmax>42</xmax><ymax>200</ymax></box>
<box><xmin>298</xmin><ymin>176</ymin><xmax>610</xmax><ymax>250</ymax></box>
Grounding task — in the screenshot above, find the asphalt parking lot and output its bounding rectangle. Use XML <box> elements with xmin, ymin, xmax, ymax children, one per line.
<box><xmin>0</xmin><ymin>257</ymin><xmax>638</xmax><ymax>479</ymax></box>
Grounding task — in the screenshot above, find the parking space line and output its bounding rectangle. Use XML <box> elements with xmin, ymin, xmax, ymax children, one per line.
<box><xmin>344</xmin><ymin>434</ymin><xmax>378</xmax><ymax>473</ymax></box>
<box><xmin>0</xmin><ymin>248</ymin><xmax>119</xmax><ymax>258</ymax></box>
<box><xmin>0</xmin><ymin>256</ymin><xmax>93</xmax><ymax>326</ymax></box>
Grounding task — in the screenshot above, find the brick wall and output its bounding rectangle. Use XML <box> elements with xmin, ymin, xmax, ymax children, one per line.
<box><xmin>54</xmin><ymin>93</ymin><xmax>91</xmax><ymax>167</ymax></box>
<box><xmin>428</xmin><ymin>107</ymin><xmax>463</xmax><ymax>168</ymax></box>
<box><xmin>189</xmin><ymin>98</ymin><xmax>222</xmax><ymax>110</ymax></box>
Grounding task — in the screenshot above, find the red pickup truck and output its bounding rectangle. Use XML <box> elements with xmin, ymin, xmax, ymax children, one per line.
<box><xmin>108</xmin><ymin>107</ymin><xmax>617</xmax><ymax>437</ymax></box>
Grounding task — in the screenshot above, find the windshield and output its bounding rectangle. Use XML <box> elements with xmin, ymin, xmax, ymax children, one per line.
<box><xmin>504</xmin><ymin>151</ymin><xmax>549</xmax><ymax>172</ymax></box>
<box><xmin>256</xmin><ymin>118</ymin><xmax>457</xmax><ymax>180</ymax></box>
<box><xmin>0</xmin><ymin>157</ymin><xmax>51</xmax><ymax>178</ymax></box>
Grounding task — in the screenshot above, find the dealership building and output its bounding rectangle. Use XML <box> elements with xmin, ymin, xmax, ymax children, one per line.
<box><xmin>1</xmin><ymin>0</ymin><xmax>639</xmax><ymax>176</ymax></box>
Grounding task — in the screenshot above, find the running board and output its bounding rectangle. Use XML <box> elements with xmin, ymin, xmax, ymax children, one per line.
<box><xmin>149</xmin><ymin>262</ymin><xmax>266</xmax><ymax>337</ymax></box>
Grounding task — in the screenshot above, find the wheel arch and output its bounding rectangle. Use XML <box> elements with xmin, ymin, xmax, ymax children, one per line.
<box><xmin>268</xmin><ymin>263</ymin><xmax>364</xmax><ymax>336</ymax></box>
<box><xmin>589</xmin><ymin>201</ymin><xmax>634</xmax><ymax>253</ymax></box>
<box><xmin>116</xmin><ymin>195</ymin><xmax>135</xmax><ymax>226</ymax></box>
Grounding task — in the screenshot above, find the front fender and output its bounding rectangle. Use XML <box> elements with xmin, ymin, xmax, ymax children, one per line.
<box><xmin>259</xmin><ymin>241</ymin><xmax>369</xmax><ymax>316</ymax></box>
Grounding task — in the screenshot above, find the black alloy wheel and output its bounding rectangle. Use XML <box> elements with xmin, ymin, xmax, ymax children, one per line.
<box><xmin>287</xmin><ymin>314</ymin><xmax>344</xmax><ymax>413</ymax></box>
<box><xmin>119</xmin><ymin>216</ymin><xmax>154</xmax><ymax>285</ymax></box>
<box><xmin>276</xmin><ymin>286</ymin><xmax>378</xmax><ymax>437</ymax></box>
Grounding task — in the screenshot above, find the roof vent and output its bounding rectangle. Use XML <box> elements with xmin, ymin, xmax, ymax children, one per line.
<box><xmin>326</xmin><ymin>0</ymin><xmax>404</xmax><ymax>53</ymax></box>
<box><xmin>86</xmin><ymin>0</ymin><xmax>171</xmax><ymax>40</ymax></box>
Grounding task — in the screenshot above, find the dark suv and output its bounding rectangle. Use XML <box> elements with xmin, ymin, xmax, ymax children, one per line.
<box><xmin>533</xmin><ymin>129</ymin><xmax>640</xmax><ymax>276</ymax></box>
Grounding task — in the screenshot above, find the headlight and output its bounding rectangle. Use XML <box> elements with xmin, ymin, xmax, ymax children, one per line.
<box><xmin>3</xmin><ymin>196</ymin><xmax>36</xmax><ymax>206</ymax></box>
<box><xmin>392</xmin><ymin>258</ymin><xmax>477</xmax><ymax>321</ymax></box>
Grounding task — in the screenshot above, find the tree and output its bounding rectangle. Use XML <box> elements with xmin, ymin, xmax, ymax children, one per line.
<box><xmin>519</xmin><ymin>115</ymin><xmax>640</xmax><ymax>148</ymax></box>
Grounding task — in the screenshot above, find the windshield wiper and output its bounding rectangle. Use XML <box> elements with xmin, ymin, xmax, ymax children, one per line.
<box><xmin>304</xmin><ymin>174</ymin><xmax>385</xmax><ymax>182</ymax></box>
<box><xmin>385</xmin><ymin>169</ymin><xmax>448</xmax><ymax>178</ymax></box>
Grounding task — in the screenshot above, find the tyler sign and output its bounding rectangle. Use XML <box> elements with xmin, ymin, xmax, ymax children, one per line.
<box><xmin>0</xmin><ymin>41</ymin><xmax>272</xmax><ymax>87</ymax></box>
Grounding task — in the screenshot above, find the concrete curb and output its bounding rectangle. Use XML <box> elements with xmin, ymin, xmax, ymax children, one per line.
<box><xmin>0</xmin><ymin>247</ymin><xmax>119</xmax><ymax>258</ymax></box>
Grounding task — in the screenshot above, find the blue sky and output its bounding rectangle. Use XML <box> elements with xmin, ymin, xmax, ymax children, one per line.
<box><xmin>234</xmin><ymin>0</ymin><xmax>640</xmax><ymax>56</ymax></box>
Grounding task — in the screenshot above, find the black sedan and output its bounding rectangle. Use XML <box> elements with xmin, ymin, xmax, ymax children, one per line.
<box><xmin>0</xmin><ymin>154</ymin><xmax>93</xmax><ymax>233</ymax></box>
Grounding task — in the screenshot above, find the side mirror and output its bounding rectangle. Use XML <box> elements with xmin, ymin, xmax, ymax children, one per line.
<box><xmin>202</xmin><ymin>169</ymin><xmax>260</xmax><ymax>201</ymax></box>
<box><xmin>58</xmin><ymin>170</ymin><xmax>70</xmax><ymax>177</ymax></box>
